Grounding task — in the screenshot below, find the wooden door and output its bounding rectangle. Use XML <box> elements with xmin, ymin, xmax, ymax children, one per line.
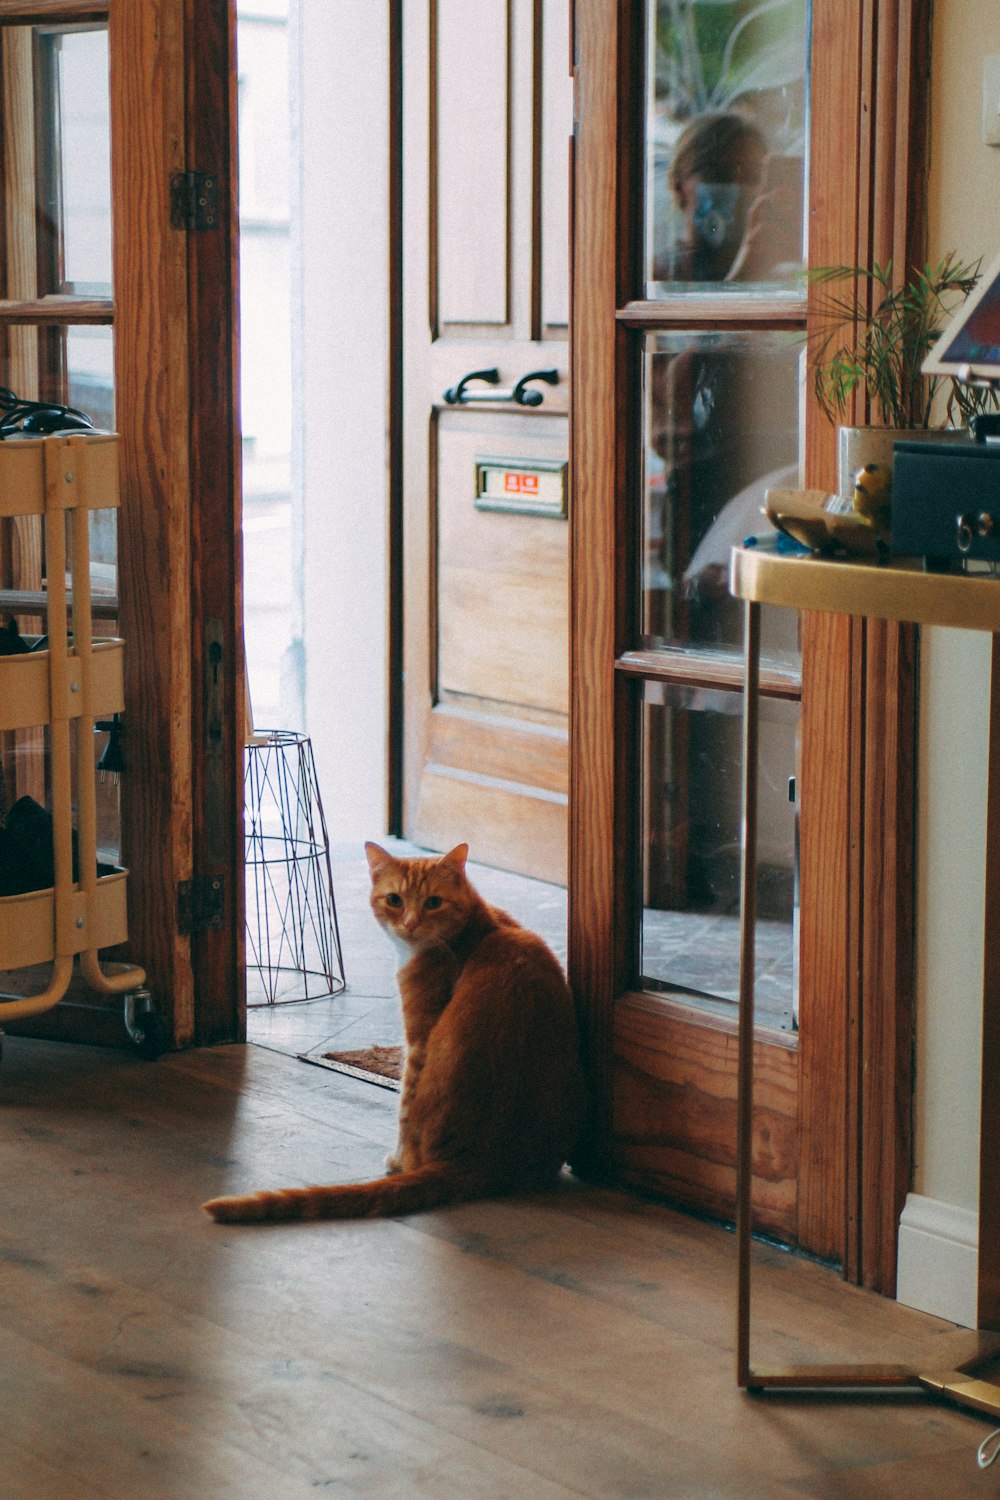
<box><xmin>400</xmin><ymin>0</ymin><xmax>572</xmax><ymax>884</ymax></box>
<box><xmin>0</xmin><ymin>0</ymin><xmax>243</xmax><ymax>1052</ymax></box>
<box><xmin>571</xmin><ymin>0</ymin><xmax>927</xmax><ymax>1287</ymax></box>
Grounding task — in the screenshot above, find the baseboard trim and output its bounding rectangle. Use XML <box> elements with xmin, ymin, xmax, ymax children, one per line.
<box><xmin>896</xmin><ymin>1192</ymin><xmax>979</xmax><ymax>1328</ymax></box>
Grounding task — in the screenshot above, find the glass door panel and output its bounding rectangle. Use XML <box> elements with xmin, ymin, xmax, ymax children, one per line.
<box><xmin>645</xmin><ymin>0</ymin><xmax>808</xmax><ymax>292</ymax></box>
<box><xmin>642</xmin><ymin>328</ymin><xmax>802</xmax><ymax>655</ymax></box>
<box><xmin>0</xmin><ymin>24</ymin><xmax>119</xmax><ymax>883</ymax></box>
<box><xmin>36</xmin><ymin>26</ymin><xmax>113</xmax><ymax>296</ymax></box>
<box><xmin>639</xmin><ymin>679</ymin><xmax>798</xmax><ymax>1030</ymax></box>
<box><xmin>626</xmin><ymin>4</ymin><xmax>808</xmax><ymax>1044</ymax></box>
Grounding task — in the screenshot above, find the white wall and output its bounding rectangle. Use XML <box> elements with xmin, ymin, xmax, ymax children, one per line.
<box><xmin>896</xmin><ymin>0</ymin><xmax>1000</xmax><ymax>1326</ymax></box>
<box><xmin>295</xmin><ymin>4</ymin><xmax>389</xmax><ymax>841</ymax></box>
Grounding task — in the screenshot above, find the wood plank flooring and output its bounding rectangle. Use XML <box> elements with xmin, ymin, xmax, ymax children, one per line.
<box><xmin>1</xmin><ymin>1034</ymin><xmax>997</xmax><ymax>1498</ymax></box>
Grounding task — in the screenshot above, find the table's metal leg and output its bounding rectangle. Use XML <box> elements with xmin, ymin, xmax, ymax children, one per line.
<box><xmin>729</xmin><ymin>549</ymin><xmax>1000</xmax><ymax>1400</ymax></box>
<box><xmin>736</xmin><ymin>599</ymin><xmax>760</xmax><ymax>1389</ymax></box>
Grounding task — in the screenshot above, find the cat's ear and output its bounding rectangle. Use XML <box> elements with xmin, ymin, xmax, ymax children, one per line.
<box><xmin>364</xmin><ymin>842</ymin><xmax>396</xmax><ymax>879</ymax></box>
<box><xmin>439</xmin><ymin>843</ymin><xmax>469</xmax><ymax>873</ymax></box>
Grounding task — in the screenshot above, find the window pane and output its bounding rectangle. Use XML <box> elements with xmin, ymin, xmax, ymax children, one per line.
<box><xmin>54</xmin><ymin>29</ymin><xmax>112</xmax><ymax>293</ymax></box>
<box><xmin>645</xmin><ymin>0</ymin><xmax>808</xmax><ymax>292</ymax></box>
<box><xmin>66</xmin><ymin>324</ymin><xmax>114</xmax><ymax>427</ymax></box>
<box><xmin>67</xmin><ymin>325</ymin><xmax>116</xmax><ymax>607</ymax></box>
<box><xmin>642</xmin><ymin>329</ymin><xmax>802</xmax><ymax>659</ymax></box>
<box><xmin>640</xmin><ymin>680</ymin><xmax>798</xmax><ymax>1030</ymax></box>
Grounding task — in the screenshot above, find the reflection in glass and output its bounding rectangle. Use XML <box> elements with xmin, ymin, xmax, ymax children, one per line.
<box><xmin>645</xmin><ymin>0</ymin><xmax>808</xmax><ymax>291</ymax></box>
<box><xmin>643</xmin><ymin>330</ymin><xmax>802</xmax><ymax>657</ymax></box>
<box><xmin>641</xmin><ymin>681</ymin><xmax>798</xmax><ymax>1029</ymax></box>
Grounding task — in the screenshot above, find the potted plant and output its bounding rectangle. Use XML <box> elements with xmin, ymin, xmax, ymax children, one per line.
<box><xmin>808</xmin><ymin>253</ymin><xmax>999</xmax><ymax>493</ymax></box>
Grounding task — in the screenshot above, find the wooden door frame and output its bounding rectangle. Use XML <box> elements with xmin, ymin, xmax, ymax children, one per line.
<box><xmin>113</xmin><ymin>0</ymin><xmax>244</xmax><ymax>1048</ymax></box>
<box><xmin>0</xmin><ymin>0</ymin><xmax>244</xmax><ymax>1051</ymax></box>
<box><xmin>179</xmin><ymin>0</ymin><xmax>245</xmax><ymax>1045</ymax></box>
<box><xmin>570</xmin><ymin>0</ymin><xmax>928</xmax><ymax>1291</ymax></box>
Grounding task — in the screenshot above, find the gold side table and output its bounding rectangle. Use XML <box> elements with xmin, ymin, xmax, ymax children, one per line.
<box><xmin>730</xmin><ymin>541</ymin><xmax>1000</xmax><ymax>1412</ymax></box>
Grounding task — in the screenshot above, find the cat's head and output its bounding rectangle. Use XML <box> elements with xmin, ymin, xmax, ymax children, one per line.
<box><xmin>364</xmin><ymin>842</ymin><xmax>474</xmax><ymax>949</ymax></box>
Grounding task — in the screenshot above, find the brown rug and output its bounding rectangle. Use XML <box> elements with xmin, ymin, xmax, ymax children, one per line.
<box><xmin>299</xmin><ymin>1044</ymin><xmax>403</xmax><ymax>1091</ymax></box>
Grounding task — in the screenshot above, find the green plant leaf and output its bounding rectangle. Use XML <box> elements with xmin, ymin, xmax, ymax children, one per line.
<box><xmin>806</xmin><ymin>254</ymin><xmax>990</xmax><ymax>428</ymax></box>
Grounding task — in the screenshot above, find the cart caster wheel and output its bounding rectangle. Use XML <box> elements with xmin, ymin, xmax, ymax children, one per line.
<box><xmin>130</xmin><ymin>1013</ymin><xmax>164</xmax><ymax>1060</ymax></box>
<box><xmin>123</xmin><ymin>990</ymin><xmax>163</xmax><ymax>1060</ymax></box>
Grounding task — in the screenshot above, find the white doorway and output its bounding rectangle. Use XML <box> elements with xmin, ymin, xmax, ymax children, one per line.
<box><xmin>237</xmin><ymin>0</ymin><xmax>389</xmax><ymax>840</ymax></box>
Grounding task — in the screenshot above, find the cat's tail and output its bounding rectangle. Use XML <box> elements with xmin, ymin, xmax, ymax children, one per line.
<box><xmin>201</xmin><ymin>1162</ymin><xmax>477</xmax><ymax>1224</ymax></box>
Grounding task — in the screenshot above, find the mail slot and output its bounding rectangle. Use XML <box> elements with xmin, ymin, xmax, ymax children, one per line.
<box><xmin>474</xmin><ymin>456</ymin><xmax>567</xmax><ymax>518</ymax></box>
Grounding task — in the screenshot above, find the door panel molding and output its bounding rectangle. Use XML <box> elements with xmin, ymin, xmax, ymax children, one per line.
<box><xmin>435</xmin><ymin>0</ymin><xmax>510</xmax><ymax>327</ymax></box>
<box><xmin>614</xmin><ymin>991</ymin><xmax>798</xmax><ymax>1240</ymax></box>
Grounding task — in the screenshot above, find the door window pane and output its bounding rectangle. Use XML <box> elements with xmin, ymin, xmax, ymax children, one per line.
<box><xmin>35</xmin><ymin>26</ymin><xmax>113</xmax><ymax>296</ymax></box>
<box><xmin>51</xmin><ymin>29</ymin><xmax>113</xmax><ymax>293</ymax></box>
<box><xmin>645</xmin><ymin>0</ymin><xmax>808</xmax><ymax>291</ymax></box>
<box><xmin>642</xmin><ymin>328</ymin><xmax>802</xmax><ymax>659</ymax></box>
<box><xmin>67</xmin><ymin>325</ymin><xmax>117</xmax><ymax>606</ymax></box>
<box><xmin>640</xmin><ymin>680</ymin><xmax>798</xmax><ymax>1030</ymax></box>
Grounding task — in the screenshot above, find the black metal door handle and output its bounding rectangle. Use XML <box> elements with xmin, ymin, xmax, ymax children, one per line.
<box><xmin>443</xmin><ymin>367</ymin><xmax>560</xmax><ymax>407</ymax></box>
<box><xmin>443</xmin><ymin>368</ymin><xmax>500</xmax><ymax>404</ymax></box>
<box><xmin>511</xmin><ymin>369</ymin><xmax>560</xmax><ymax>406</ymax></box>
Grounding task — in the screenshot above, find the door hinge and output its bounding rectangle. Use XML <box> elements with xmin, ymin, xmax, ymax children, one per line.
<box><xmin>170</xmin><ymin>170</ymin><xmax>219</xmax><ymax>231</ymax></box>
<box><xmin>178</xmin><ymin>875</ymin><xmax>225</xmax><ymax>935</ymax></box>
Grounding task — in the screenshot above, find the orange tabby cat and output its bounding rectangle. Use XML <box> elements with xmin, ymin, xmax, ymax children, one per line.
<box><xmin>202</xmin><ymin>842</ymin><xmax>586</xmax><ymax>1224</ymax></box>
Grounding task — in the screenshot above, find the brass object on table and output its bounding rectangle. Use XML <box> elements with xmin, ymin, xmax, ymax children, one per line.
<box><xmin>763</xmin><ymin>485</ymin><xmax>880</xmax><ymax>557</ymax></box>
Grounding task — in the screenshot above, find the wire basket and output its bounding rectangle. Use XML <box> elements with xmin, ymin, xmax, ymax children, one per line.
<box><xmin>244</xmin><ymin>730</ymin><xmax>345</xmax><ymax>1005</ymax></box>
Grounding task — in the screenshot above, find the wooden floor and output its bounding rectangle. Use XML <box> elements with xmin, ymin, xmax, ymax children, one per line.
<box><xmin>2</xmin><ymin>1036</ymin><xmax>997</xmax><ymax>1499</ymax></box>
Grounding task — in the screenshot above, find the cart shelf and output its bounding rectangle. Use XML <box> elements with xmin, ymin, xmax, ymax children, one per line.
<box><xmin>0</xmin><ymin>869</ymin><xmax>128</xmax><ymax>972</ymax></box>
<box><xmin>0</xmin><ymin>639</ymin><xmax>124</xmax><ymax>732</ymax></box>
<box><xmin>0</xmin><ymin>430</ymin><xmax>119</xmax><ymax>517</ymax></box>
<box><xmin>0</xmin><ymin>431</ymin><xmax>149</xmax><ymax>1039</ymax></box>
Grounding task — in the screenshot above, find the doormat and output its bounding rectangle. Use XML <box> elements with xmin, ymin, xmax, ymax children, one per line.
<box><xmin>298</xmin><ymin>1043</ymin><xmax>403</xmax><ymax>1092</ymax></box>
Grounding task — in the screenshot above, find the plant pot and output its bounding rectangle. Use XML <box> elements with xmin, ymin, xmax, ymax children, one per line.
<box><xmin>836</xmin><ymin>425</ymin><xmax>971</xmax><ymax>499</ymax></box>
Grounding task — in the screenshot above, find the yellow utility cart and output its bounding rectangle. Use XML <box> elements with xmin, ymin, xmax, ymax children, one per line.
<box><xmin>0</xmin><ymin>431</ymin><xmax>154</xmax><ymax>1058</ymax></box>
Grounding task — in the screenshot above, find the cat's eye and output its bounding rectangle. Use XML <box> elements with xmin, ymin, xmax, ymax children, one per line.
<box><xmin>385</xmin><ymin>893</ymin><xmax>403</xmax><ymax>908</ymax></box>
<box><xmin>424</xmin><ymin>896</ymin><xmax>443</xmax><ymax>910</ymax></box>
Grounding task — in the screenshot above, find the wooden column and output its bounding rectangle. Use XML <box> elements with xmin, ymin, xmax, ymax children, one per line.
<box><xmin>182</xmin><ymin>0</ymin><xmax>245</xmax><ymax>1045</ymax></box>
<box><xmin>110</xmin><ymin>0</ymin><xmax>196</xmax><ymax>1044</ymax></box>
<box><xmin>567</xmin><ymin>0</ymin><xmax>621</xmax><ymax>1175</ymax></box>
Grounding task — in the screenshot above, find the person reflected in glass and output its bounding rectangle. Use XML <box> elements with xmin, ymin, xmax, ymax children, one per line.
<box><xmin>647</xmin><ymin>111</ymin><xmax>803</xmax><ymax>640</ymax></box>
<box><xmin>655</xmin><ymin>110</ymin><xmax>802</xmax><ymax>286</ymax></box>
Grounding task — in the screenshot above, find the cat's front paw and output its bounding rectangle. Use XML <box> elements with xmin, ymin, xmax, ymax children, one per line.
<box><xmin>385</xmin><ymin>1152</ymin><xmax>402</xmax><ymax>1175</ymax></box>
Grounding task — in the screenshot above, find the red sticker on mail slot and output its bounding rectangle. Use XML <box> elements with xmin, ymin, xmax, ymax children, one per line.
<box><xmin>504</xmin><ymin>472</ymin><xmax>539</xmax><ymax>494</ymax></box>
